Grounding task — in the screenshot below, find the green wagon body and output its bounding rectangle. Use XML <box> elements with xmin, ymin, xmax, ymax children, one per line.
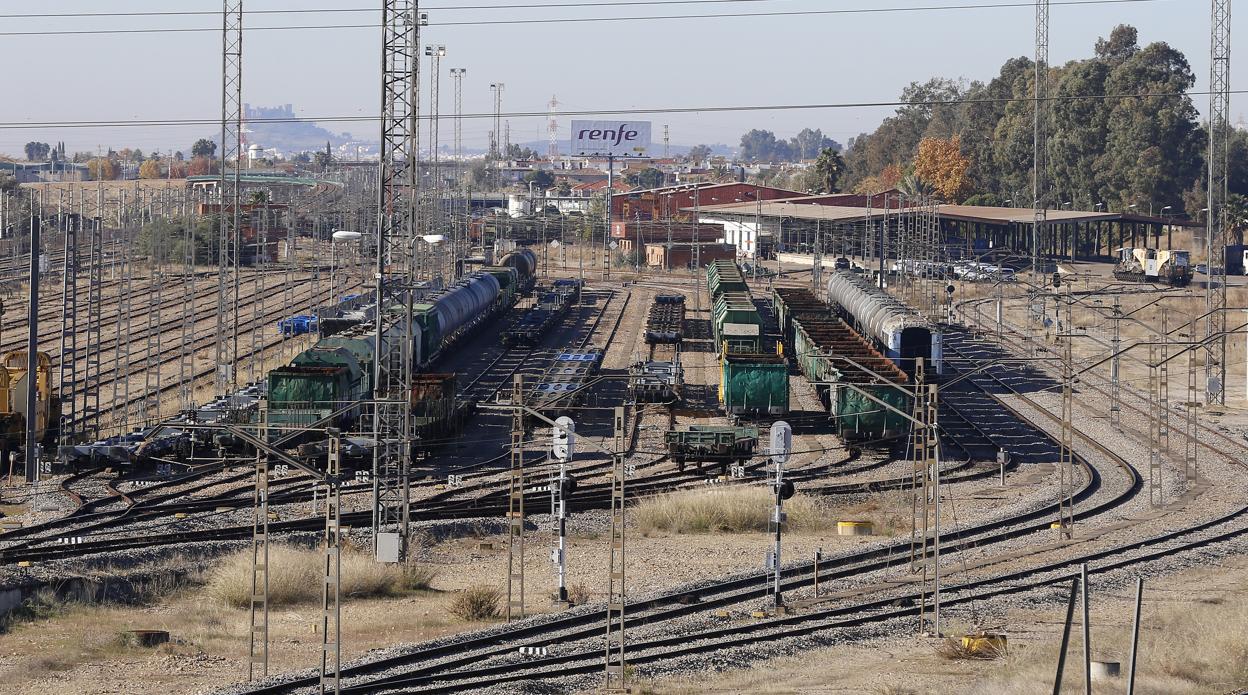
<box><xmin>720</xmin><ymin>354</ymin><xmax>789</xmax><ymax>415</ymax></box>
<box><xmin>829</xmin><ymin>383</ymin><xmax>911</xmax><ymax>442</ymax></box>
<box><xmin>664</xmin><ymin>425</ymin><xmax>759</xmax><ymax>470</ymax></box>
<box><xmin>785</xmin><ymin>286</ymin><xmax>910</xmax><ymax>444</ymax></box>
<box><xmin>707</xmin><ymin>260</ymin><xmax>748</xmax><ymax>299</ymax></box>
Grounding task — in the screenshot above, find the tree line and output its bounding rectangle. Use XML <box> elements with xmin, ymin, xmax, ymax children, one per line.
<box><xmin>841</xmin><ymin>25</ymin><xmax>1237</xmax><ymax>222</ymax></box>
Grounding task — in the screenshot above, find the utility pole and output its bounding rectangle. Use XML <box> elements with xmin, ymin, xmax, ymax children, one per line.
<box><xmin>217</xmin><ymin>0</ymin><xmax>243</xmax><ymax>398</ymax></box>
<box><xmin>489</xmin><ymin>83</ymin><xmax>504</xmax><ymax>162</ymax></box>
<box><xmin>1032</xmin><ymin>0</ymin><xmax>1049</xmax><ymax>276</ymax></box>
<box><xmin>425</xmin><ymin>44</ymin><xmax>445</xmax><ymax>241</ymax></box>
<box><xmin>1058</xmin><ymin>282</ymin><xmax>1075</xmax><ymax>537</ymax></box>
<box><xmin>24</xmin><ymin>193</ymin><xmax>39</xmax><ymax>483</ymax></box>
<box><xmin>603</xmin><ymin>154</ymin><xmax>614</xmax><ymax>281</ymax></box>
<box><xmin>604</xmin><ymin>406</ymin><xmax>628</xmax><ymax>691</ymax></box>
<box><xmin>319</xmin><ymin>431</ymin><xmax>343</xmax><ymax>695</ymax></box>
<box><xmin>247</xmin><ymin>422</ymin><xmax>270</xmax><ymax>680</ymax></box>
<box><xmin>548</xmin><ymin>95</ymin><xmax>560</xmax><ymax>160</ymax></box>
<box><xmin>1206</xmin><ymin>0</ymin><xmax>1231</xmax><ymax>405</ymax></box>
<box><xmin>507</xmin><ymin>375</ymin><xmax>526</xmax><ymax>621</ymax></box>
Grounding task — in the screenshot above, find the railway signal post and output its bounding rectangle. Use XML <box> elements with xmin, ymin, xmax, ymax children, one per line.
<box><xmin>768</xmin><ymin>421</ymin><xmax>792</xmax><ymax>610</ymax></box>
<box><xmin>551</xmin><ymin>416</ymin><xmax>575</xmax><ymax>605</ymax></box>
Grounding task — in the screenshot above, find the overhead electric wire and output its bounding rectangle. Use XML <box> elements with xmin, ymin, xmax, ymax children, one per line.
<box><xmin>0</xmin><ymin>88</ymin><xmax>1235</xmax><ymax>130</ymax></box>
<box><xmin>0</xmin><ymin>0</ymin><xmax>829</xmax><ymax>19</ymax></box>
<box><xmin>0</xmin><ymin>0</ymin><xmax>1171</xmax><ymax>36</ymax></box>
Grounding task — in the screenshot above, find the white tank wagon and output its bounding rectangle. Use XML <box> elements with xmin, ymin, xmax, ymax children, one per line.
<box><xmin>825</xmin><ymin>271</ymin><xmax>943</xmax><ymax>375</ymax></box>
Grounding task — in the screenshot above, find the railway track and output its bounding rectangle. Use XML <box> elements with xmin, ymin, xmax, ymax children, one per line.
<box><xmin>225</xmin><ymin>297</ymin><xmax>1165</xmax><ymax>694</ymax></box>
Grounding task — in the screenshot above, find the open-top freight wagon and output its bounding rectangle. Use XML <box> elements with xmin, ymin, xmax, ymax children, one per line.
<box><xmin>706</xmin><ymin>261</ymin><xmax>789</xmax><ymax>418</ymax></box>
<box><xmin>775</xmin><ymin>286</ymin><xmax>911</xmax><ymax>445</ymax></box>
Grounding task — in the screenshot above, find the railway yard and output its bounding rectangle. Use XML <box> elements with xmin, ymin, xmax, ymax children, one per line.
<box><xmin>0</xmin><ymin>245</ymin><xmax>1242</xmax><ymax>695</ymax></box>
<box><xmin>0</xmin><ymin>4</ymin><xmax>1242</xmax><ymax>693</ymax></box>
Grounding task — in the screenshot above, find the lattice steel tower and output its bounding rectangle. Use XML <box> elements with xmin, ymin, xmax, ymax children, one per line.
<box><xmin>450</xmin><ymin>68</ymin><xmax>466</xmax><ymax>162</ymax></box>
<box><xmin>548</xmin><ymin>95</ymin><xmax>560</xmax><ymax>160</ymax></box>
<box><xmin>217</xmin><ymin>1</ymin><xmax>243</xmax><ymax>397</ymax></box>
<box><xmin>372</xmin><ymin>0</ymin><xmax>423</xmax><ymax>559</ymax></box>
<box><xmin>1206</xmin><ymin>0</ymin><xmax>1231</xmax><ymax>404</ymax></box>
<box><xmin>1032</xmin><ymin>0</ymin><xmax>1049</xmax><ymax>275</ymax></box>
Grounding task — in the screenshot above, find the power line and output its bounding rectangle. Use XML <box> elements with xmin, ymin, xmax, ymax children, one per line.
<box><xmin>0</xmin><ymin>0</ymin><xmax>1172</xmax><ymax>36</ymax></box>
<box><xmin>0</xmin><ymin>0</ymin><xmax>803</xmax><ymax>19</ymax></box>
<box><xmin>0</xmin><ymin>88</ymin><xmax>1232</xmax><ymax>130</ymax></box>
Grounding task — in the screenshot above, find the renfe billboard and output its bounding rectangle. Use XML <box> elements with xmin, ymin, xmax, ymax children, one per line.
<box><xmin>571</xmin><ymin>120</ymin><xmax>651</xmax><ymax>157</ymax></box>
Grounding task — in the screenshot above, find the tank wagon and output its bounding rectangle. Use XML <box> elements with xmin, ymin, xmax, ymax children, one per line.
<box><xmin>706</xmin><ymin>261</ymin><xmax>789</xmax><ymax>417</ymax></box>
<box><xmin>775</xmin><ymin>287</ymin><xmax>910</xmax><ymax>444</ymax></box>
<box><xmin>499</xmin><ymin>248</ymin><xmax>538</xmax><ymax>295</ymax></box>
<box><xmin>825</xmin><ymin>270</ymin><xmax>943</xmax><ymax>376</ymax></box>
<box><xmin>266</xmin><ymin>262</ymin><xmax>533</xmax><ymax>435</ymax></box>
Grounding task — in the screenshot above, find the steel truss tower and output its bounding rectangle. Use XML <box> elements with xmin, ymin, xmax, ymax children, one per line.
<box><xmin>1206</xmin><ymin>0</ymin><xmax>1231</xmax><ymax>404</ymax></box>
<box><xmin>1032</xmin><ymin>0</ymin><xmax>1049</xmax><ymax>275</ymax></box>
<box><xmin>372</xmin><ymin>0</ymin><xmax>423</xmax><ymax>559</ymax></box>
<box><xmin>217</xmin><ymin>0</ymin><xmax>243</xmax><ymax>397</ymax></box>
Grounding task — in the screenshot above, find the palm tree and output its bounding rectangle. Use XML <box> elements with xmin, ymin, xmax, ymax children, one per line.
<box><xmin>812</xmin><ymin>148</ymin><xmax>845</xmax><ymax>193</ymax></box>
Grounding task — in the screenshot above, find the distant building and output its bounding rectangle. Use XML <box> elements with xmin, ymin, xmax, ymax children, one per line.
<box><xmin>645</xmin><ymin>242</ymin><xmax>736</xmax><ymax>270</ymax></box>
<box><xmin>611</xmin><ymin>182</ymin><xmax>805</xmax><ymax>223</ymax></box>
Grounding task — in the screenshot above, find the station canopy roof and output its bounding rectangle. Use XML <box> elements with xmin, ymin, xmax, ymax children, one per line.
<box><xmin>687</xmin><ymin>199</ymin><xmax>1203</xmax><ymax>227</ymax></box>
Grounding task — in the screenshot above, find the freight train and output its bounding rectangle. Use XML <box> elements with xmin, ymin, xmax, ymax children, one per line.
<box><xmin>266</xmin><ymin>249</ymin><xmax>538</xmax><ymax>434</ymax></box>
<box><xmin>774</xmin><ymin>287</ymin><xmax>910</xmax><ymax>445</ymax></box>
<box><xmin>825</xmin><ymin>270</ymin><xmax>943</xmax><ymax>376</ymax></box>
<box><xmin>707</xmin><ymin>260</ymin><xmax>789</xmax><ymax>417</ymax></box>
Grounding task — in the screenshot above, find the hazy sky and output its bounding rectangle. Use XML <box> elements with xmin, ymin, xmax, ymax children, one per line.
<box><xmin>0</xmin><ymin>0</ymin><xmax>1221</xmax><ymax>157</ymax></box>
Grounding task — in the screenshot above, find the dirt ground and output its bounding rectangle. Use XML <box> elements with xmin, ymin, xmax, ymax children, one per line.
<box><xmin>636</xmin><ymin>556</ymin><xmax>1248</xmax><ymax>695</ymax></box>
<box><xmin>0</xmin><ymin>525</ymin><xmax>878</xmax><ymax>695</ymax></box>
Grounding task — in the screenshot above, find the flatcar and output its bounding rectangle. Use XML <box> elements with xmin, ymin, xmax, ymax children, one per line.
<box><xmin>665</xmin><ymin>425</ymin><xmax>758</xmax><ymax>473</ymax></box>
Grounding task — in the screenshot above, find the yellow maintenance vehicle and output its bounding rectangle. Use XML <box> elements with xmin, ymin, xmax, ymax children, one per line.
<box><xmin>1113</xmin><ymin>247</ymin><xmax>1193</xmax><ymax>287</ymax></box>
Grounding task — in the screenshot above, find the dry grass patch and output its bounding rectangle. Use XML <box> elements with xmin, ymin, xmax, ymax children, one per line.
<box><xmin>448</xmin><ymin>585</ymin><xmax>502</xmax><ymax>621</ymax></box>
<box><xmin>969</xmin><ymin>589</ymin><xmax>1248</xmax><ymax>695</ymax></box>
<box><xmin>635</xmin><ymin>486</ymin><xmax>834</xmax><ymax>535</ymax></box>
<box><xmin>204</xmin><ymin>544</ymin><xmax>437</xmax><ymax>608</ymax></box>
